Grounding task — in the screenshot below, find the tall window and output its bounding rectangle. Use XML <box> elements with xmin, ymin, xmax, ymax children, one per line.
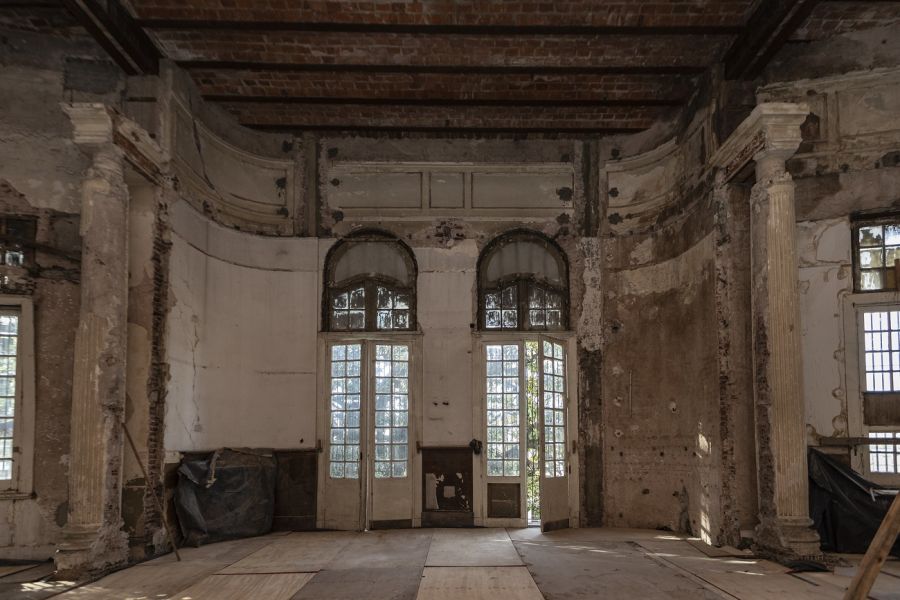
<box><xmin>478</xmin><ymin>231</ymin><xmax>568</xmax><ymax>331</ymax></box>
<box><xmin>324</xmin><ymin>232</ymin><xmax>417</xmax><ymax>332</ymax></box>
<box><xmin>0</xmin><ymin>311</ymin><xmax>17</xmax><ymax>482</ymax></box>
<box><xmin>329</xmin><ymin>343</ymin><xmax>362</xmax><ymax>479</ymax></box>
<box><xmin>861</xmin><ymin>310</ymin><xmax>900</xmax><ymax>392</ymax></box>
<box><xmin>327</xmin><ymin>341</ymin><xmax>411</xmax><ymax>480</ymax></box>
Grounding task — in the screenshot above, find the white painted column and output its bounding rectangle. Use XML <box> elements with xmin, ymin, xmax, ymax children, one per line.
<box><xmin>57</xmin><ymin>104</ymin><xmax>130</xmax><ymax>575</ymax></box>
<box><xmin>750</xmin><ymin>143</ymin><xmax>820</xmax><ymax>556</ymax></box>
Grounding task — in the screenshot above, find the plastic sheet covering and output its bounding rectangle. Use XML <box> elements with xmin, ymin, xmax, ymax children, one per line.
<box><xmin>808</xmin><ymin>448</ymin><xmax>900</xmax><ymax>556</ymax></box>
<box><xmin>175</xmin><ymin>448</ymin><xmax>276</xmax><ymax>547</ymax></box>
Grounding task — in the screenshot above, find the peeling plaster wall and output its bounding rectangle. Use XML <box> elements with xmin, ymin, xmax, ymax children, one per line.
<box><xmin>597</xmin><ymin>106</ymin><xmax>756</xmax><ymax>543</ymax></box>
<box><xmin>796</xmin><ymin>218</ymin><xmax>853</xmax><ymax>440</ymax></box>
<box><xmin>0</xmin><ymin>28</ymin><xmax>120</xmax><ymax>559</ymax></box>
<box><xmin>759</xmin><ymin>40</ymin><xmax>900</xmax><ymax>461</ymax></box>
<box><xmin>165</xmin><ymin>200</ymin><xmax>320</xmax><ymax>452</ymax></box>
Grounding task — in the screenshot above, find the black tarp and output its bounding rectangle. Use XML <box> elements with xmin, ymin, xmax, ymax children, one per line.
<box><xmin>808</xmin><ymin>448</ymin><xmax>900</xmax><ymax>556</ymax></box>
<box><xmin>174</xmin><ymin>448</ymin><xmax>277</xmax><ymax>547</ymax></box>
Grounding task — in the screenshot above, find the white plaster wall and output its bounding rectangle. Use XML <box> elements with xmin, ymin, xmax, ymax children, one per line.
<box><xmin>165</xmin><ymin>201</ymin><xmax>319</xmax><ymax>451</ymax></box>
<box><xmin>416</xmin><ymin>241</ymin><xmax>479</xmax><ymax>445</ymax></box>
<box><xmin>797</xmin><ymin>218</ymin><xmax>853</xmax><ymax>439</ymax></box>
<box><xmin>166</xmin><ymin>214</ymin><xmax>489</xmax><ymax>452</ymax></box>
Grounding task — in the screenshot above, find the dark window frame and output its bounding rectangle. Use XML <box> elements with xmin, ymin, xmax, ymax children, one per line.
<box><xmin>477</xmin><ymin>230</ymin><xmax>569</xmax><ymax>332</ymax></box>
<box><xmin>323</xmin><ymin>231</ymin><xmax>418</xmax><ymax>332</ymax></box>
<box><xmin>852</xmin><ymin>211</ymin><xmax>900</xmax><ymax>293</ymax></box>
<box><xmin>0</xmin><ymin>217</ymin><xmax>36</xmax><ymax>268</ymax></box>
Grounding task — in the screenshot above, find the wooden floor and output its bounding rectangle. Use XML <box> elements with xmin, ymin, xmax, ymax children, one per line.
<box><xmin>1</xmin><ymin>528</ymin><xmax>898</xmax><ymax>599</ymax></box>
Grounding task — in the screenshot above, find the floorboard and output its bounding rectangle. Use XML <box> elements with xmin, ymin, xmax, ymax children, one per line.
<box><xmin>171</xmin><ymin>573</ymin><xmax>312</xmax><ymax>600</ymax></box>
<box><xmin>219</xmin><ymin>532</ymin><xmax>353</xmax><ymax>574</ymax></box>
<box><xmin>637</xmin><ymin>539</ymin><xmax>842</xmax><ymax>600</ymax></box>
<box><xmin>0</xmin><ymin>564</ymin><xmax>38</xmax><ymax>578</ymax></box>
<box><xmin>426</xmin><ymin>528</ymin><xmax>522</xmax><ymax>566</ymax></box>
<box><xmin>416</xmin><ymin>566</ymin><xmax>542</xmax><ymax>600</ymax></box>
<box><xmin>291</xmin><ymin>566</ymin><xmax>423</xmax><ymax>600</ymax></box>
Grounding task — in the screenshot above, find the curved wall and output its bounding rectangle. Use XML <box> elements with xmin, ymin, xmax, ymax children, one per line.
<box><xmin>165</xmin><ymin>200</ymin><xmax>320</xmax><ymax>451</ymax></box>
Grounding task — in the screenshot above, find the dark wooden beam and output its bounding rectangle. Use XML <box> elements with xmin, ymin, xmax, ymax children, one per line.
<box><xmin>137</xmin><ymin>20</ymin><xmax>742</xmax><ymax>36</ymax></box>
<box><xmin>62</xmin><ymin>0</ymin><xmax>159</xmax><ymax>75</ymax></box>
<box><xmin>723</xmin><ymin>0</ymin><xmax>822</xmax><ymax>79</ymax></box>
<box><xmin>202</xmin><ymin>95</ymin><xmax>685</xmax><ymax>108</ymax></box>
<box><xmin>178</xmin><ymin>61</ymin><xmax>708</xmax><ymax>76</ymax></box>
<box><xmin>245</xmin><ymin>124</ymin><xmax>646</xmax><ymax>136</ymax></box>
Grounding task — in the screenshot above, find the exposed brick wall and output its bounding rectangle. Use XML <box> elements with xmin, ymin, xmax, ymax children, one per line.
<box><xmin>192</xmin><ymin>70</ymin><xmax>693</xmax><ymax>102</ymax></box>
<box><xmin>794</xmin><ymin>1</ymin><xmax>900</xmax><ymax>41</ymax></box>
<box><xmin>131</xmin><ymin>0</ymin><xmax>757</xmax><ymax>28</ymax></box>
<box><xmin>0</xmin><ymin>3</ymin><xmax>82</xmax><ymax>36</ymax></box>
<box><xmin>222</xmin><ymin>102</ymin><xmax>665</xmax><ymax>130</ymax></box>
<box><xmin>153</xmin><ymin>31</ymin><xmax>729</xmax><ymax>68</ymax></box>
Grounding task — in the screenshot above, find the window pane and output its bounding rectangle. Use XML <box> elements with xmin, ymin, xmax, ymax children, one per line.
<box><xmin>374</xmin><ymin>344</ymin><xmax>409</xmax><ymax>479</ymax></box>
<box><xmin>868</xmin><ymin>431</ymin><xmax>900</xmax><ymax>474</ymax></box>
<box><xmin>859</xmin><ymin>226</ymin><xmax>884</xmax><ymax>247</ymax></box>
<box><xmin>375</xmin><ymin>286</ymin><xmax>413</xmax><ymax>331</ymax></box>
<box><xmin>328</xmin><ymin>344</ymin><xmax>362</xmax><ymax>479</ymax></box>
<box><xmin>486</xmin><ymin>344</ymin><xmax>519</xmax><ymax>477</ymax></box>
<box><xmin>0</xmin><ymin>315</ymin><xmax>17</xmax><ymax>481</ymax></box>
<box><xmin>863</xmin><ymin>311</ymin><xmax>900</xmax><ymax>392</ymax></box>
<box><xmin>542</xmin><ymin>341</ymin><xmax>566</xmax><ymax>478</ymax></box>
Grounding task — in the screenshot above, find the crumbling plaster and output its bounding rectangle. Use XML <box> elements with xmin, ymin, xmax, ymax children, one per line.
<box><xmin>759</xmin><ymin>63</ymin><xmax>900</xmax><ymax>463</ymax></box>
<box><xmin>0</xmin><ymin>28</ymin><xmax>120</xmax><ymax>560</ymax></box>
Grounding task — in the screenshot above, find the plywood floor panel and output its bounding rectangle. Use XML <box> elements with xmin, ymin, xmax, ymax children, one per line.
<box><xmin>54</xmin><ymin>561</ymin><xmax>228</xmax><ymax>600</ymax></box>
<box><xmin>426</xmin><ymin>528</ymin><xmax>522</xmax><ymax>566</ymax></box>
<box><xmin>219</xmin><ymin>532</ymin><xmax>353</xmax><ymax>574</ymax></box>
<box><xmin>416</xmin><ymin>567</ymin><xmax>542</xmax><ymax>600</ymax></box>
<box><xmin>637</xmin><ymin>540</ymin><xmax>843</xmax><ymax>600</ymax></box>
<box><xmin>171</xmin><ymin>573</ymin><xmax>312</xmax><ymax>600</ymax></box>
<box><xmin>328</xmin><ymin>530</ymin><xmax>433</xmax><ymax>570</ymax></box>
<box><xmin>514</xmin><ymin>538</ymin><xmax>722</xmax><ymax>600</ymax></box>
<box><xmin>291</xmin><ymin>566</ymin><xmax>423</xmax><ymax>600</ymax></box>
<box><xmin>0</xmin><ymin>565</ymin><xmax>38</xmax><ymax>578</ymax></box>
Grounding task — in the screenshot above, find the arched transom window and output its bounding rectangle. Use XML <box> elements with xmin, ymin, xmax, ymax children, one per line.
<box><xmin>324</xmin><ymin>232</ymin><xmax>417</xmax><ymax>331</ymax></box>
<box><xmin>478</xmin><ymin>231</ymin><xmax>569</xmax><ymax>331</ymax></box>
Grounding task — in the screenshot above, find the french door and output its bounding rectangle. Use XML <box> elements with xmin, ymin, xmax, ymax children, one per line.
<box><xmin>318</xmin><ymin>338</ymin><xmax>419</xmax><ymax>530</ymax></box>
<box><xmin>480</xmin><ymin>336</ymin><xmax>571</xmax><ymax>530</ymax></box>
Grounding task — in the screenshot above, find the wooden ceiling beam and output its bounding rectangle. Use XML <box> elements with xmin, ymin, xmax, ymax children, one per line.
<box><xmin>245</xmin><ymin>124</ymin><xmax>646</xmax><ymax>136</ymax></box>
<box><xmin>723</xmin><ymin>0</ymin><xmax>822</xmax><ymax>79</ymax></box>
<box><xmin>62</xmin><ymin>0</ymin><xmax>159</xmax><ymax>74</ymax></box>
<box><xmin>201</xmin><ymin>95</ymin><xmax>685</xmax><ymax>108</ymax></box>
<box><xmin>137</xmin><ymin>20</ymin><xmax>743</xmax><ymax>36</ymax></box>
<box><xmin>178</xmin><ymin>61</ymin><xmax>708</xmax><ymax>76</ymax></box>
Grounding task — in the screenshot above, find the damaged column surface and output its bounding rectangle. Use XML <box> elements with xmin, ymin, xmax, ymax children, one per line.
<box><xmin>56</xmin><ymin>104</ymin><xmax>130</xmax><ymax>575</ymax></box>
<box><xmin>746</xmin><ymin>105</ymin><xmax>820</xmax><ymax>557</ymax></box>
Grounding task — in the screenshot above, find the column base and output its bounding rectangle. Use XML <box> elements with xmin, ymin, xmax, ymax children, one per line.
<box><xmin>754</xmin><ymin>516</ymin><xmax>822</xmax><ymax>559</ymax></box>
<box><xmin>55</xmin><ymin>521</ymin><xmax>129</xmax><ymax>578</ymax></box>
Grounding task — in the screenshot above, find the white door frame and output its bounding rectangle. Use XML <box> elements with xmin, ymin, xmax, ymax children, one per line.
<box><xmin>316</xmin><ymin>332</ymin><xmax>424</xmax><ymax>529</ymax></box>
<box><xmin>471</xmin><ymin>331</ymin><xmax>580</xmax><ymax>528</ymax></box>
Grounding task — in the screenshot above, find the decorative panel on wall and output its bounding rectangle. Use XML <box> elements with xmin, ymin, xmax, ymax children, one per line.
<box><xmin>170</xmin><ymin>99</ymin><xmax>300</xmax><ymax>235</ymax></box>
<box><xmin>326</xmin><ymin>161</ymin><xmax>575</xmax><ymax>220</ymax></box>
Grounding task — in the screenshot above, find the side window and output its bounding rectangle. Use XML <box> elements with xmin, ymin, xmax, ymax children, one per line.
<box><xmin>477</xmin><ymin>231</ymin><xmax>569</xmax><ymax>331</ymax></box>
<box><xmin>0</xmin><ymin>299</ymin><xmax>34</xmax><ymax>495</ymax></box>
<box><xmin>854</xmin><ymin>218</ymin><xmax>900</xmax><ymax>292</ymax></box>
<box><xmin>323</xmin><ymin>233</ymin><xmax>417</xmax><ymax>332</ymax></box>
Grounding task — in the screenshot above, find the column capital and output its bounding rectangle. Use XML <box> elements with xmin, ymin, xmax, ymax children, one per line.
<box><xmin>712</xmin><ymin>102</ymin><xmax>809</xmax><ymax>184</ymax></box>
<box><xmin>62</xmin><ymin>102</ymin><xmax>171</xmax><ymax>185</ymax></box>
<box><xmin>62</xmin><ymin>103</ymin><xmax>116</xmax><ymax>146</ymax></box>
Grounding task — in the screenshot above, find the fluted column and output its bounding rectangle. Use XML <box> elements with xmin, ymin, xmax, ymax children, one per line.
<box><xmin>57</xmin><ymin>104</ymin><xmax>130</xmax><ymax>575</ymax></box>
<box><xmin>750</xmin><ymin>149</ymin><xmax>820</xmax><ymax>556</ymax></box>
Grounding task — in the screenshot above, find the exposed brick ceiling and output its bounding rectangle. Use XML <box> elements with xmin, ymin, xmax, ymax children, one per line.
<box><xmin>5</xmin><ymin>1</ymin><xmax>900</xmax><ymax>135</ymax></box>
